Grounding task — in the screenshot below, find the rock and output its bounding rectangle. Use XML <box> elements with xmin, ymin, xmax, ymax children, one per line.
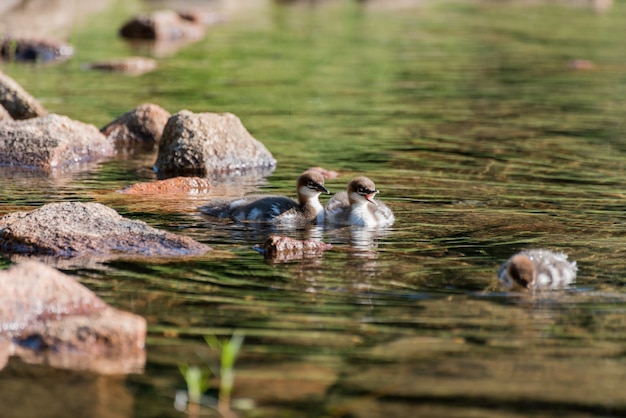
<box><xmin>0</xmin><ymin>71</ymin><xmax>47</xmax><ymax>119</ymax></box>
<box><xmin>119</xmin><ymin>10</ymin><xmax>206</xmax><ymax>41</ymax></box>
<box><xmin>101</xmin><ymin>103</ymin><xmax>170</xmax><ymax>150</ymax></box>
<box><xmin>0</xmin><ymin>114</ymin><xmax>115</xmax><ymax>171</ymax></box>
<box><xmin>0</xmin><ymin>202</ymin><xmax>211</xmax><ymax>257</ymax></box>
<box><xmin>0</xmin><ymin>104</ymin><xmax>12</xmax><ymax>122</ymax></box>
<box><xmin>0</xmin><ymin>36</ymin><xmax>73</xmax><ymax>63</ymax></box>
<box><xmin>154</xmin><ymin>110</ymin><xmax>276</xmax><ymax>178</ymax></box>
<box><xmin>254</xmin><ymin>235</ymin><xmax>332</xmax><ymax>261</ymax></box>
<box><xmin>0</xmin><ymin>260</ymin><xmax>146</xmax><ymax>372</ymax></box>
<box><xmin>84</xmin><ymin>56</ymin><xmax>158</xmax><ymax>75</ymax></box>
<box><xmin>118</xmin><ymin>176</ymin><xmax>211</xmax><ymax>195</ymax></box>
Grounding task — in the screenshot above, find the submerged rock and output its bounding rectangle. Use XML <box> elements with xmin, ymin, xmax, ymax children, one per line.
<box><xmin>154</xmin><ymin>110</ymin><xmax>276</xmax><ymax>178</ymax></box>
<box><xmin>0</xmin><ymin>202</ymin><xmax>211</xmax><ymax>257</ymax></box>
<box><xmin>0</xmin><ymin>36</ymin><xmax>73</xmax><ymax>63</ymax></box>
<box><xmin>119</xmin><ymin>10</ymin><xmax>206</xmax><ymax>41</ymax></box>
<box><xmin>84</xmin><ymin>56</ymin><xmax>158</xmax><ymax>75</ymax></box>
<box><xmin>0</xmin><ymin>71</ymin><xmax>47</xmax><ymax>120</ymax></box>
<box><xmin>118</xmin><ymin>176</ymin><xmax>211</xmax><ymax>195</ymax></box>
<box><xmin>101</xmin><ymin>103</ymin><xmax>170</xmax><ymax>151</ymax></box>
<box><xmin>254</xmin><ymin>235</ymin><xmax>332</xmax><ymax>261</ymax></box>
<box><xmin>0</xmin><ymin>260</ymin><xmax>146</xmax><ymax>373</ymax></box>
<box><xmin>0</xmin><ymin>114</ymin><xmax>115</xmax><ymax>171</ymax></box>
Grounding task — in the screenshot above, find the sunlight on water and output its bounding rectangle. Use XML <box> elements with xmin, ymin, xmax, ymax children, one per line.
<box><xmin>2</xmin><ymin>0</ymin><xmax>626</xmax><ymax>417</ymax></box>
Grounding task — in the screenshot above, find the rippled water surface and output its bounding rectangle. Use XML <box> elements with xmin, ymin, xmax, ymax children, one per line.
<box><xmin>2</xmin><ymin>0</ymin><xmax>626</xmax><ymax>417</ymax></box>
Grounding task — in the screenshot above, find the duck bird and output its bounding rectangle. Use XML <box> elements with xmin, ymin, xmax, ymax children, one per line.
<box><xmin>325</xmin><ymin>176</ymin><xmax>394</xmax><ymax>227</ymax></box>
<box><xmin>200</xmin><ymin>170</ymin><xmax>330</xmax><ymax>225</ymax></box>
<box><xmin>498</xmin><ymin>249</ymin><xmax>577</xmax><ymax>290</ymax></box>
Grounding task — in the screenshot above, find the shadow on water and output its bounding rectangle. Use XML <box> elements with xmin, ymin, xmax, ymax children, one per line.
<box><xmin>3</xmin><ymin>0</ymin><xmax>626</xmax><ymax>417</ymax></box>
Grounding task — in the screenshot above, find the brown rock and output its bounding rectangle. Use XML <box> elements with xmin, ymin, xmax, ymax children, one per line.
<box><xmin>0</xmin><ymin>36</ymin><xmax>73</xmax><ymax>63</ymax></box>
<box><xmin>255</xmin><ymin>235</ymin><xmax>332</xmax><ymax>260</ymax></box>
<box><xmin>154</xmin><ymin>110</ymin><xmax>276</xmax><ymax>178</ymax></box>
<box><xmin>309</xmin><ymin>166</ymin><xmax>340</xmax><ymax>179</ymax></box>
<box><xmin>84</xmin><ymin>56</ymin><xmax>158</xmax><ymax>75</ymax></box>
<box><xmin>0</xmin><ymin>114</ymin><xmax>115</xmax><ymax>171</ymax></box>
<box><xmin>0</xmin><ymin>71</ymin><xmax>47</xmax><ymax>120</ymax></box>
<box><xmin>0</xmin><ymin>261</ymin><xmax>146</xmax><ymax>371</ymax></box>
<box><xmin>101</xmin><ymin>103</ymin><xmax>170</xmax><ymax>150</ymax></box>
<box><xmin>119</xmin><ymin>176</ymin><xmax>211</xmax><ymax>195</ymax></box>
<box><xmin>119</xmin><ymin>10</ymin><xmax>206</xmax><ymax>41</ymax></box>
<box><xmin>0</xmin><ymin>201</ymin><xmax>211</xmax><ymax>257</ymax></box>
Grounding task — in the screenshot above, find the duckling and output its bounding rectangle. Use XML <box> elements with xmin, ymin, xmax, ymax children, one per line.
<box><xmin>325</xmin><ymin>176</ymin><xmax>394</xmax><ymax>227</ymax></box>
<box><xmin>498</xmin><ymin>249</ymin><xmax>577</xmax><ymax>290</ymax></box>
<box><xmin>200</xmin><ymin>170</ymin><xmax>329</xmax><ymax>225</ymax></box>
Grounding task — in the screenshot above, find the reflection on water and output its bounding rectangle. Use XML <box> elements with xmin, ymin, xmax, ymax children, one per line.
<box><xmin>3</xmin><ymin>0</ymin><xmax>626</xmax><ymax>417</ymax></box>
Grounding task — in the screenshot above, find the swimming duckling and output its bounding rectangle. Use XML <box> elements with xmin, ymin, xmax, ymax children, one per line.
<box><xmin>498</xmin><ymin>249</ymin><xmax>577</xmax><ymax>290</ymax></box>
<box><xmin>325</xmin><ymin>176</ymin><xmax>394</xmax><ymax>227</ymax></box>
<box><xmin>200</xmin><ymin>170</ymin><xmax>330</xmax><ymax>225</ymax></box>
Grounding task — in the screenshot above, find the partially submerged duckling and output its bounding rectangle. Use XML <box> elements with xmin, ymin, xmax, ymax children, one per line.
<box><xmin>498</xmin><ymin>249</ymin><xmax>577</xmax><ymax>290</ymax></box>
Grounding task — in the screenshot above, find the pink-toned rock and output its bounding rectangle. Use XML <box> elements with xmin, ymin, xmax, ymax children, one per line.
<box><xmin>0</xmin><ymin>261</ymin><xmax>146</xmax><ymax>362</ymax></box>
<box><xmin>309</xmin><ymin>166</ymin><xmax>340</xmax><ymax>179</ymax></box>
<box><xmin>154</xmin><ymin>110</ymin><xmax>276</xmax><ymax>178</ymax></box>
<box><xmin>85</xmin><ymin>56</ymin><xmax>157</xmax><ymax>75</ymax></box>
<box><xmin>567</xmin><ymin>59</ymin><xmax>595</xmax><ymax>71</ymax></box>
<box><xmin>119</xmin><ymin>10</ymin><xmax>206</xmax><ymax>41</ymax></box>
<box><xmin>118</xmin><ymin>176</ymin><xmax>211</xmax><ymax>195</ymax></box>
<box><xmin>0</xmin><ymin>114</ymin><xmax>114</xmax><ymax>171</ymax></box>
<box><xmin>255</xmin><ymin>235</ymin><xmax>332</xmax><ymax>261</ymax></box>
<box><xmin>0</xmin><ymin>202</ymin><xmax>211</xmax><ymax>257</ymax></box>
<box><xmin>0</xmin><ymin>71</ymin><xmax>47</xmax><ymax>120</ymax></box>
<box><xmin>101</xmin><ymin>103</ymin><xmax>170</xmax><ymax>150</ymax></box>
<box><xmin>0</xmin><ymin>104</ymin><xmax>12</xmax><ymax>122</ymax></box>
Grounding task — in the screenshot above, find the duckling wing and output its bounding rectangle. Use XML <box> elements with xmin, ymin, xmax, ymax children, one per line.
<box><xmin>373</xmin><ymin>202</ymin><xmax>395</xmax><ymax>227</ymax></box>
<box><xmin>201</xmin><ymin>195</ymin><xmax>298</xmax><ymax>222</ymax></box>
<box><xmin>324</xmin><ymin>192</ymin><xmax>351</xmax><ymax>225</ymax></box>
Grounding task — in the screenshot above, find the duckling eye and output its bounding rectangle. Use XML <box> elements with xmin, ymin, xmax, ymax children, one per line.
<box><xmin>307</xmin><ymin>181</ymin><xmax>315</xmax><ymax>189</ymax></box>
<box><xmin>357</xmin><ymin>187</ymin><xmax>367</xmax><ymax>194</ymax></box>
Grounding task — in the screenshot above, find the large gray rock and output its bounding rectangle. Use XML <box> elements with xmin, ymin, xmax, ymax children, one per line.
<box><xmin>101</xmin><ymin>103</ymin><xmax>170</xmax><ymax>150</ymax></box>
<box><xmin>0</xmin><ymin>71</ymin><xmax>47</xmax><ymax>119</ymax></box>
<box><xmin>0</xmin><ymin>260</ymin><xmax>146</xmax><ymax>373</ymax></box>
<box><xmin>0</xmin><ymin>201</ymin><xmax>211</xmax><ymax>257</ymax></box>
<box><xmin>154</xmin><ymin>110</ymin><xmax>276</xmax><ymax>178</ymax></box>
<box><xmin>0</xmin><ymin>114</ymin><xmax>115</xmax><ymax>171</ymax></box>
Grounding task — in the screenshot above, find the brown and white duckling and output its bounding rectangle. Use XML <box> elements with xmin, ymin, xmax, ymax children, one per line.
<box><xmin>324</xmin><ymin>176</ymin><xmax>394</xmax><ymax>227</ymax></box>
<box><xmin>498</xmin><ymin>249</ymin><xmax>577</xmax><ymax>290</ymax></box>
<box><xmin>200</xmin><ymin>170</ymin><xmax>330</xmax><ymax>225</ymax></box>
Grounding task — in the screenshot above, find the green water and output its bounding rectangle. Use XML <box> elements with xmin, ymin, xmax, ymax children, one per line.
<box><xmin>2</xmin><ymin>0</ymin><xmax>626</xmax><ymax>416</ymax></box>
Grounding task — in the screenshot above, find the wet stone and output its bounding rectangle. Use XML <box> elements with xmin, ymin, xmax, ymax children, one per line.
<box><xmin>0</xmin><ymin>260</ymin><xmax>146</xmax><ymax>372</ymax></box>
<box><xmin>101</xmin><ymin>103</ymin><xmax>170</xmax><ymax>151</ymax></box>
<box><xmin>0</xmin><ymin>36</ymin><xmax>73</xmax><ymax>63</ymax></box>
<box><xmin>254</xmin><ymin>235</ymin><xmax>332</xmax><ymax>261</ymax></box>
<box><xmin>84</xmin><ymin>56</ymin><xmax>158</xmax><ymax>75</ymax></box>
<box><xmin>154</xmin><ymin>110</ymin><xmax>276</xmax><ymax>179</ymax></box>
<box><xmin>0</xmin><ymin>201</ymin><xmax>211</xmax><ymax>257</ymax></box>
<box><xmin>0</xmin><ymin>71</ymin><xmax>47</xmax><ymax>120</ymax></box>
<box><xmin>0</xmin><ymin>114</ymin><xmax>114</xmax><ymax>171</ymax></box>
<box><xmin>118</xmin><ymin>176</ymin><xmax>211</xmax><ymax>195</ymax></box>
<box><xmin>119</xmin><ymin>10</ymin><xmax>206</xmax><ymax>41</ymax></box>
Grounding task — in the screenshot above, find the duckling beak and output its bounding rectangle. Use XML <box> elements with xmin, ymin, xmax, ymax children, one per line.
<box><xmin>365</xmin><ymin>190</ymin><xmax>379</xmax><ymax>206</ymax></box>
<box><xmin>316</xmin><ymin>184</ymin><xmax>330</xmax><ymax>194</ymax></box>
